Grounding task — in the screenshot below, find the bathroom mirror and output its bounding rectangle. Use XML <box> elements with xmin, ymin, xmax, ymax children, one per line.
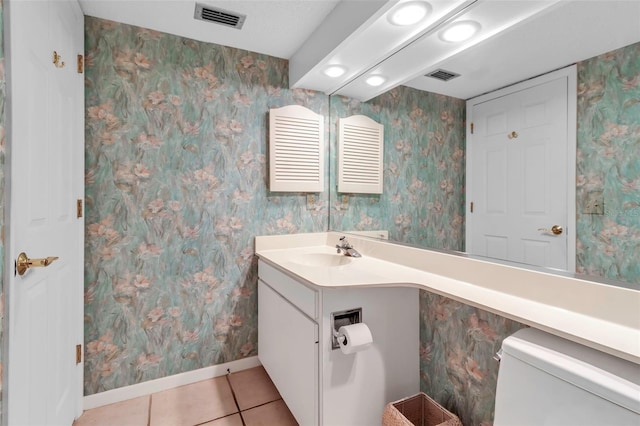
<box><xmin>327</xmin><ymin>2</ymin><xmax>640</xmax><ymax>289</ymax></box>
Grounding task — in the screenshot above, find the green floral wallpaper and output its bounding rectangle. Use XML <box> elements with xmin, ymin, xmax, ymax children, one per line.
<box><xmin>82</xmin><ymin>15</ymin><xmax>637</xmax><ymax>426</ymax></box>
<box><xmin>84</xmin><ymin>17</ymin><xmax>328</xmax><ymax>395</ymax></box>
<box><xmin>329</xmin><ymin>43</ymin><xmax>639</xmax><ymax>425</ymax></box>
<box><xmin>329</xmin><ymin>88</ymin><xmax>466</xmax><ymax>250</ymax></box>
<box><xmin>576</xmin><ymin>42</ymin><xmax>640</xmax><ymax>284</ymax></box>
<box><xmin>328</xmin><ymin>84</ymin><xmax>527</xmax><ymax>426</ymax></box>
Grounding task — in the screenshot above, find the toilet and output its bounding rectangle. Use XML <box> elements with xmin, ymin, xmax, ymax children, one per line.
<box><xmin>494</xmin><ymin>328</ymin><xmax>640</xmax><ymax>425</ymax></box>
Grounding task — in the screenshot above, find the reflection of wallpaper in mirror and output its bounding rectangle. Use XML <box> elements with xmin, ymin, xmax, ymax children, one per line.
<box><xmin>327</xmin><ymin>42</ymin><xmax>639</xmax><ymax>426</ymax></box>
<box><xmin>329</xmin><ymin>42</ymin><xmax>640</xmax><ymax>286</ymax></box>
<box><xmin>329</xmin><ymin>88</ymin><xmax>466</xmax><ymax>252</ymax></box>
<box><xmin>329</xmin><ymin>89</ymin><xmax>513</xmax><ymax>426</ymax></box>
<box><xmin>337</xmin><ymin>114</ymin><xmax>384</xmax><ymax>194</ymax></box>
<box><xmin>576</xmin><ymin>42</ymin><xmax>640</xmax><ymax>284</ymax></box>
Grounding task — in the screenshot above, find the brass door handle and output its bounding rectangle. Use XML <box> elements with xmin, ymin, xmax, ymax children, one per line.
<box><xmin>538</xmin><ymin>225</ymin><xmax>563</xmax><ymax>235</ymax></box>
<box><xmin>16</xmin><ymin>252</ymin><xmax>59</xmax><ymax>276</ymax></box>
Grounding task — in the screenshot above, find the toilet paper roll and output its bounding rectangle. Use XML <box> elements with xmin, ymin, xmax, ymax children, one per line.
<box><xmin>338</xmin><ymin>323</ymin><xmax>373</xmax><ymax>354</ymax></box>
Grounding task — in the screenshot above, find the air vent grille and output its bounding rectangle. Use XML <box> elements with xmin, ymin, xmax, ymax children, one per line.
<box><xmin>426</xmin><ymin>69</ymin><xmax>460</xmax><ymax>82</ymax></box>
<box><xmin>195</xmin><ymin>3</ymin><xmax>246</xmax><ymax>29</ymax></box>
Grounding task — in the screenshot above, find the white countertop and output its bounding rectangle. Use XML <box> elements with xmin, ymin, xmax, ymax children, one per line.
<box><xmin>255</xmin><ymin>232</ymin><xmax>640</xmax><ymax>364</ymax></box>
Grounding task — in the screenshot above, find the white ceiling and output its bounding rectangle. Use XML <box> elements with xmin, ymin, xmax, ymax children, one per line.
<box><xmin>404</xmin><ymin>1</ymin><xmax>640</xmax><ymax>100</ymax></box>
<box><xmin>79</xmin><ymin>0</ymin><xmax>640</xmax><ymax>100</ymax></box>
<box><xmin>79</xmin><ymin>0</ymin><xmax>341</xmax><ymax>59</ymax></box>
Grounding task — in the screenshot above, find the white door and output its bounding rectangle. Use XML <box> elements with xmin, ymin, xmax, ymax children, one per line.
<box><xmin>6</xmin><ymin>0</ymin><xmax>84</xmax><ymax>424</ymax></box>
<box><xmin>466</xmin><ymin>67</ymin><xmax>576</xmax><ymax>271</ymax></box>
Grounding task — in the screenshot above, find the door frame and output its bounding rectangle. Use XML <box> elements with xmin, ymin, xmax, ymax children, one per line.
<box><xmin>2</xmin><ymin>0</ymin><xmax>15</xmax><ymax>421</ymax></box>
<box><xmin>465</xmin><ymin>65</ymin><xmax>577</xmax><ymax>272</ymax></box>
<box><xmin>2</xmin><ymin>0</ymin><xmax>85</xmax><ymax>423</ymax></box>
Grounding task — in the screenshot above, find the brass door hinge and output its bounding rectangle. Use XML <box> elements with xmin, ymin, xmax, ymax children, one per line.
<box><xmin>77</xmin><ymin>54</ymin><xmax>84</xmax><ymax>74</ymax></box>
<box><xmin>470</xmin><ymin>122</ymin><xmax>474</xmax><ymax>134</ymax></box>
<box><xmin>470</xmin><ymin>202</ymin><xmax>474</xmax><ymax>213</ymax></box>
<box><xmin>77</xmin><ymin>199</ymin><xmax>83</xmax><ymax>218</ymax></box>
<box><xmin>76</xmin><ymin>344</ymin><xmax>82</xmax><ymax>364</ymax></box>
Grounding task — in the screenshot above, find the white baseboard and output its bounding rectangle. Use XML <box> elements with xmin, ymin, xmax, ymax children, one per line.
<box><xmin>83</xmin><ymin>356</ymin><xmax>261</xmax><ymax>410</ymax></box>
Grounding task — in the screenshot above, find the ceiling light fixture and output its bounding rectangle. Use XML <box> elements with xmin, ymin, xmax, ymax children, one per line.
<box><xmin>324</xmin><ymin>65</ymin><xmax>347</xmax><ymax>78</ymax></box>
<box><xmin>388</xmin><ymin>1</ymin><xmax>430</xmax><ymax>26</ymax></box>
<box><xmin>440</xmin><ymin>20</ymin><xmax>481</xmax><ymax>43</ymax></box>
<box><xmin>365</xmin><ymin>75</ymin><xmax>386</xmax><ymax>87</ymax></box>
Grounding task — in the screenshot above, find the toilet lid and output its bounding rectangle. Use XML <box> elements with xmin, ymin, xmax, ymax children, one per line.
<box><xmin>502</xmin><ymin>328</ymin><xmax>640</xmax><ymax>414</ymax></box>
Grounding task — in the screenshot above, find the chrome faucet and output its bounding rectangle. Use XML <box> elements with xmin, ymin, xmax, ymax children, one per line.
<box><xmin>336</xmin><ymin>236</ymin><xmax>362</xmax><ymax>257</ymax></box>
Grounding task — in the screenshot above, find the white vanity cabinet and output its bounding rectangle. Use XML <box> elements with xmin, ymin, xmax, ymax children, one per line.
<box><xmin>258</xmin><ymin>262</ymin><xmax>319</xmax><ymax>426</ymax></box>
<box><xmin>258</xmin><ymin>259</ymin><xmax>419</xmax><ymax>426</ymax></box>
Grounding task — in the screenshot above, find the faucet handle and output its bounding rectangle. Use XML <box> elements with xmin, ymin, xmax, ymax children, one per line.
<box><xmin>339</xmin><ymin>236</ymin><xmax>351</xmax><ymax>248</ymax></box>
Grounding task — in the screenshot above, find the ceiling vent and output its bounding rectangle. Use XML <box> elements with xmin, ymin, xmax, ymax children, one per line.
<box><xmin>426</xmin><ymin>69</ymin><xmax>460</xmax><ymax>82</ymax></box>
<box><xmin>194</xmin><ymin>3</ymin><xmax>246</xmax><ymax>29</ymax></box>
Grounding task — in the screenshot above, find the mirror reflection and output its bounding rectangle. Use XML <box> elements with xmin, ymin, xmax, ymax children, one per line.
<box><xmin>329</xmin><ymin>89</ymin><xmax>465</xmax><ymax>252</ymax></box>
<box><xmin>327</xmin><ymin>9</ymin><xmax>640</xmax><ymax>288</ymax></box>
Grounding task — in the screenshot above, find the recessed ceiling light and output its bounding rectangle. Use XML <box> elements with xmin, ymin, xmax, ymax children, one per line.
<box><xmin>366</xmin><ymin>75</ymin><xmax>386</xmax><ymax>87</ymax></box>
<box><xmin>324</xmin><ymin>65</ymin><xmax>347</xmax><ymax>78</ymax></box>
<box><xmin>388</xmin><ymin>1</ymin><xmax>430</xmax><ymax>26</ymax></box>
<box><xmin>440</xmin><ymin>21</ymin><xmax>481</xmax><ymax>43</ymax></box>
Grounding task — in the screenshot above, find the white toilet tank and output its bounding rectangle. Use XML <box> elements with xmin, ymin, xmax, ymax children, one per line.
<box><xmin>494</xmin><ymin>328</ymin><xmax>640</xmax><ymax>426</ymax></box>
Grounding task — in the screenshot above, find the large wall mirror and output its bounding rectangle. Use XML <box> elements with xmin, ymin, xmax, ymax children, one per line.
<box><xmin>326</xmin><ymin>2</ymin><xmax>640</xmax><ymax>290</ymax></box>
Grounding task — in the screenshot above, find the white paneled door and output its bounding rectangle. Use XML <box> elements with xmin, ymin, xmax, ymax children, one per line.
<box><xmin>466</xmin><ymin>67</ymin><xmax>576</xmax><ymax>271</ymax></box>
<box><xmin>7</xmin><ymin>0</ymin><xmax>84</xmax><ymax>424</ymax></box>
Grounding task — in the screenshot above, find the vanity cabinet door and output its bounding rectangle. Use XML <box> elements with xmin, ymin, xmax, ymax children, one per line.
<box><xmin>258</xmin><ymin>280</ymin><xmax>318</xmax><ymax>426</ymax></box>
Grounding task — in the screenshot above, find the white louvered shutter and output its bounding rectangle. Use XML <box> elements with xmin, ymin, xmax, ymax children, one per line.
<box><xmin>338</xmin><ymin>115</ymin><xmax>384</xmax><ymax>194</ymax></box>
<box><xmin>269</xmin><ymin>105</ymin><xmax>324</xmax><ymax>192</ymax></box>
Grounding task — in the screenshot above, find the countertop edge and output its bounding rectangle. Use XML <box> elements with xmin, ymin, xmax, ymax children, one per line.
<box><xmin>256</xmin><ymin>239</ymin><xmax>640</xmax><ymax>365</ymax></box>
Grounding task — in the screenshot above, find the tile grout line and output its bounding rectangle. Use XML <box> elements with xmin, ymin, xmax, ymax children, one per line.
<box><xmin>147</xmin><ymin>394</ymin><xmax>152</xmax><ymax>426</ymax></box>
<box><xmin>225</xmin><ymin>369</ymin><xmax>247</xmax><ymax>426</ymax></box>
<box><xmin>242</xmin><ymin>398</ymin><xmax>283</xmax><ymax>411</ymax></box>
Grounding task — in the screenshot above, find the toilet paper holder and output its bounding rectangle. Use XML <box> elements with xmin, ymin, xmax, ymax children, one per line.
<box><xmin>330</xmin><ymin>307</ymin><xmax>362</xmax><ymax>350</ymax></box>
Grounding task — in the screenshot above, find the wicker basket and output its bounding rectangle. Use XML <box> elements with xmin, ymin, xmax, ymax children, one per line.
<box><xmin>382</xmin><ymin>393</ymin><xmax>463</xmax><ymax>426</ymax></box>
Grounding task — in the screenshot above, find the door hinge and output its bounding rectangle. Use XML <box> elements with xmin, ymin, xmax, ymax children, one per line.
<box><xmin>470</xmin><ymin>122</ymin><xmax>474</xmax><ymax>134</ymax></box>
<box><xmin>470</xmin><ymin>202</ymin><xmax>474</xmax><ymax>213</ymax></box>
<box><xmin>77</xmin><ymin>199</ymin><xmax>83</xmax><ymax>218</ymax></box>
<box><xmin>76</xmin><ymin>344</ymin><xmax>82</xmax><ymax>364</ymax></box>
<box><xmin>77</xmin><ymin>54</ymin><xmax>84</xmax><ymax>74</ymax></box>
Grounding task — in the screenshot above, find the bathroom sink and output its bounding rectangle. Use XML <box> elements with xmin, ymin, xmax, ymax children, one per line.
<box><xmin>290</xmin><ymin>252</ymin><xmax>354</xmax><ymax>267</ymax></box>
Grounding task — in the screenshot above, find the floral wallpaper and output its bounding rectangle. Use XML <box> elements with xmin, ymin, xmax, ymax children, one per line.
<box><xmin>328</xmin><ymin>44</ymin><xmax>639</xmax><ymax>425</ymax></box>
<box><xmin>83</xmin><ymin>17</ymin><xmax>637</xmax><ymax>426</ymax></box>
<box><xmin>327</xmin><ymin>83</ymin><xmax>527</xmax><ymax>425</ymax></box>
<box><xmin>576</xmin><ymin>42</ymin><xmax>640</xmax><ymax>284</ymax></box>
<box><xmin>329</xmin><ymin>88</ymin><xmax>466</xmax><ymax>251</ymax></box>
<box><xmin>84</xmin><ymin>17</ymin><xmax>328</xmax><ymax>395</ymax></box>
<box><xmin>419</xmin><ymin>293</ymin><xmax>527</xmax><ymax>426</ymax></box>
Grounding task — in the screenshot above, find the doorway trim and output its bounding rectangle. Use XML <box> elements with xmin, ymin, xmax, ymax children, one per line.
<box><xmin>465</xmin><ymin>65</ymin><xmax>577</xmax><ymax>272</ymax></box>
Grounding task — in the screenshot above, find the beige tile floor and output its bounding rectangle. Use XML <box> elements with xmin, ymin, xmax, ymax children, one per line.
<box><xmin>74</xmin><ymin>366</ymin><xmax>298</xmax><ymax>426</ymax></box>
